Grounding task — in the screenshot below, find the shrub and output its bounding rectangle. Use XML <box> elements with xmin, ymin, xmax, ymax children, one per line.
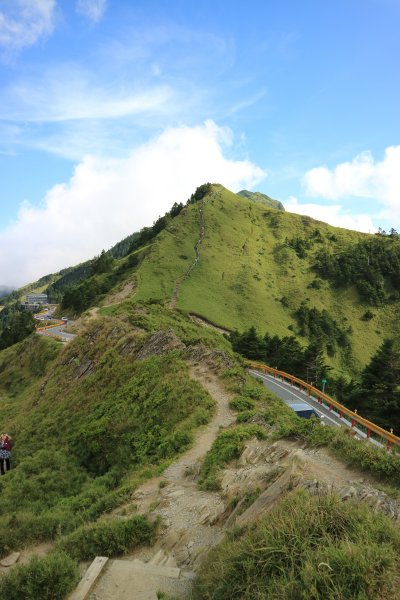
<box><xmin>0</xmin><ymin>551</ymin><xmax>79</xmax><ymax>600</ymax></box>
<box><xmin>229</xmin><ymin>396</ymin><xmax>255</xmax><ymax>411</ymax></box>
<box><xmin>361</xmin><ymin>310</ymin><xmax>375</xmax><ymax>321</ymax></box>
<box><xmin>57</xmin><ymin>515</ymin><xmax>155</xmax><ymax>561</ymax></box>
<box><xmin>236</xmin><ymin>410</ymin><xmax>257</xmax><ymax>423</ymax></box>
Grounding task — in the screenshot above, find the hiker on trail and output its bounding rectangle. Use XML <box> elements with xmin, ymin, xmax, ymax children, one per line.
<box><xmin>0</xmin><ymin>433</ymin><xmax>12</xmax><ymax>475</ymax></box>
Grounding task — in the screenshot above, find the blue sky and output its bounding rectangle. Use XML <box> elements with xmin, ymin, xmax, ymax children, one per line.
<box><xmin>0</xmin><ymin>0</ymin><xmax>400</xmax><ymax>287</ymax></box>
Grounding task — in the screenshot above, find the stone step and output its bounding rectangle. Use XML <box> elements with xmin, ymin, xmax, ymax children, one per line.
<box><xmin>89</xmin><ymin>559</ymin><xmax>190</xmax><ymax>600</ymax></box>
<box><xmin>130</xmin><ymin>558</ymin><xmax>180</xmax><ymax>579</ymax></box>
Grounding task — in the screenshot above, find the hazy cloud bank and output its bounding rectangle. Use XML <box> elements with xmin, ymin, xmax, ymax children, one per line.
<box><xmin>0</xmin><ymin>121</ymin><xmax>264</xmax><ymax>288</ymax></box>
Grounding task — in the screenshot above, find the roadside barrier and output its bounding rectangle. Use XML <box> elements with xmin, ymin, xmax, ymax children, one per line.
<box><xmin>248</xmin><ymin>361</ymin><xmax>400</xmax><ymax>451</ymax></box>
<box><xmin>35</xmin><ymin>320</ymin><xmax>65</xmax><ymax>332</ymax></box>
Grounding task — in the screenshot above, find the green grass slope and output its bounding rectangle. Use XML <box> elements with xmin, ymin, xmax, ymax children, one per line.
<box><xmin>0</xmin><ymin>309</ymin><xmax>220</xmax><ymax>558</ymax></box>
<box><xmin>130</xmin><ymin>184</ymin><xmax>400</xmax><ymax>375</ymax></box>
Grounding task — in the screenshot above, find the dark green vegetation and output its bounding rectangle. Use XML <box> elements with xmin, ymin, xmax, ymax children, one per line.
<box><xmin>345</xmin><ymin>338</ymin><xmax>400</xmax><ymax>430</ymax></box>
<box><xmin>0</xmin><ymin>305</ymin><xmax>35</xmax><ymax>350</ymax></box>
<box><xmin>314</xmin><ymin>229</ymin><xmax>400</xmax><ymax>305</ymax></box>
<box><xmin>229</xmin><ymin>326</ymin><xmax>331</xmax><ymax>385</ymax></box>
<box><xmin>229</xmin><ymin>325</ymin><xmax>400</xmax><ymax>431</ymax></box>
<box><xmin>194</xmin><ymin>490</ymin><xmax>400</xmax><ymax>600</ymax></box>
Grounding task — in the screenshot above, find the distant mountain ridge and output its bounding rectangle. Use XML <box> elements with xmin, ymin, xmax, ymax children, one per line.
<box><xmin>237</xmin><ymin>189</ymin><xmax>285</xmax><ymax>211</ymax></box>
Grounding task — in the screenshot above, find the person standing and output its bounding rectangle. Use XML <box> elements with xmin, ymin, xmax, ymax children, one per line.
<box><xmin>0</xmin><ymin>433</ymin><xmax>12</xmax><ymax>475</ymax></box>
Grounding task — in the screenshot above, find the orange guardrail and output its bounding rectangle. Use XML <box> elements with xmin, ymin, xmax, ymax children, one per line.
<box><xmin>36</xmin><ymin>320</ymin><xmax>65</xmax><ymax>333</ymax></box>
<box><xmin>248</xmin><ymin>361</ymin><xmax>400</xmax><ymax>450</ymax></box>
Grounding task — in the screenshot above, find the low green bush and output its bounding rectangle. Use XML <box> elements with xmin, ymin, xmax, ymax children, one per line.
<box><xmin>57</xmin><ymin>515</ymin><xmax>155</xmax><ymax>561</ymax></box>
<box><xmin>194</xmin><ymin>490</ymin><xmax>400</xmax><ymax>599</ymax></box>
<box><xmin>198</xmin><ymin>424</ymin><xmax>267</xmax><ymax>490</ymax></box>
<box><xmin>229</xmin><ymin>396</ymin><xmax>255</xmax><ymax>411</ymax></box>
<box><xmin>236</xmin><ymin>410</ymin><xmax>257</xmax><ymax>423</ymax></box>
<box><xmin>0</xmin><ymin>550</ymin><xmax>79</xmax><ymax>600</ymax></box>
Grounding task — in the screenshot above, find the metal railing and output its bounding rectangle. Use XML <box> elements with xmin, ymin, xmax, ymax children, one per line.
<box><xmin>36</xmin><ymin>319</ymin><xmax>65</xmax><ymax>333</ymax></box>
<box><xmin>248</xmin><ymin>361</ymin><xmax>400</xmax><ymax>450</ymax></box>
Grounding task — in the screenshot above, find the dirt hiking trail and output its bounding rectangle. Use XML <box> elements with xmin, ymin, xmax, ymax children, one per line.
<box><xmin>79</xmin><ymin>361</ymin><xmax>400</xmax><ymax>600</ymax></box>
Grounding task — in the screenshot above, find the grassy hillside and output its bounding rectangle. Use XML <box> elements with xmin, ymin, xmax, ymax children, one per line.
<box><xmin>130</xmin><ymin>184</ymin><xmax>400</xmax><ymax>376</ymax></box>
<box><xmin>0</xmin><ymin>217</ymin><xmax>399</xmax><ymax>600</ymax></box>
<box><xmin>5</xmin><ymin>183</ymin><xmax>399</xmax><ymax>378</ymax></box>
<box><xmin>0</xmin><ymin>308</ymin><xmax>223</xmax><ymax>560</ymax></box>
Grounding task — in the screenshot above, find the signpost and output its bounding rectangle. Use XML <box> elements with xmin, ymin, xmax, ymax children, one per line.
<box><xmin>321</xmin><ymin>378</ymin><xmax>328</xmax><ymax>393</ymax></box>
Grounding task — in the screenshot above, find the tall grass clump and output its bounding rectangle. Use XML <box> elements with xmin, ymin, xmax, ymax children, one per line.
<box><xmin>0</xmin><ymin>551</ymin><xmax>79</xmax><ymax>600</ymax></box>
<box><xmin>57</xmin><ymin>515</ymin><xmax>155</xmax><ymax>561</ymax></box>
<box><xmin>194</xmin><ymin>490</ymin><xmax>400</xmax><ymax>599</ymax></box>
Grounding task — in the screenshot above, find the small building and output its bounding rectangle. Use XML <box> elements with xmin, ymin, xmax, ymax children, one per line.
<box><xmin>21</xmin><ymin>293</ymin><xmax>49</xmax><ymax>311</ymax></box>
<box><xmin>26</xmin><ymin>293</ymin><xmax>48</xmax><ymax>305</ymax></box>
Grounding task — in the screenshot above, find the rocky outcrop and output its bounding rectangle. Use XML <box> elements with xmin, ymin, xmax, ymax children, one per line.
<box><xmin>136</xmin><ymin>329</ymin><xmax>186</xmax><ymax>360</ymax></box>
<box><xmin>185</xmin><ymin>344</ymin><xmax>234</xmax><ymax>371</ymax></box>
<box><xmin>301</xmin><ymin>479</ymin><xmax>400</xmax><ymax>521</ymax></box>
<box><xmin>74</xmin><ymin>358</ymin><xmax>95</xmax><ymax>379</ymax></box>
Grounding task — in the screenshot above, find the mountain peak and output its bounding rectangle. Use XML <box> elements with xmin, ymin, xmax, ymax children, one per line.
<box><xmin>237</xmin><ymin>190</ymin><xmax>285</xmax><ymax>211</ymax></box>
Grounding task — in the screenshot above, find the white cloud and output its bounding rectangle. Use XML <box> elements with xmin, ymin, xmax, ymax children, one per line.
<box><xmin>285</xmin><ymin>196</ymin><xmax>374</xmax><ymax>233</ymax></box>
<box><xmin>303</xmin><ymin>146</ymin><xmax>400</xmax><ymax>221</ymax></box>
<box><xmin>0</xmin><ymin>0</ymin><xmax>55</xmax><ymax>52</ymax></box>
<box><xmin>75</xmin><ymin>0</ymin><xmax>107</xmax><ymax>24</ymax></box>
<box><xmin>0</xmin><ymin>121</ymin><xmax>265</xmax><ymax>287</ymax></box>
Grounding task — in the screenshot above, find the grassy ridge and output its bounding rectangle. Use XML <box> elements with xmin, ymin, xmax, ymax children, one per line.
<box><xmin>127</xmin><ymin>185</ymin><xmax>400</xmax><ymax>376</ymax></box>
<box><xmin>0</xmin><ymin>312</ymin><xmax>216</xmax><ymax>556</ymax></box>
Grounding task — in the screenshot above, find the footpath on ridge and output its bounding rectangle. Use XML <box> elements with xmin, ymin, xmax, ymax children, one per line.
<box><xmin>70</xmin><ymin>357</ymin><xmax>400</xmax><ymax>600</ymax></box>
<box><xmin>84</xmin><ymin>362</ymin><xmax>236</xmax><ymax>600</ymax></box>
<box><xmin>169</xmin><ymin>189</ymin><xmax>221</xmax><ymax>310</ymax></box>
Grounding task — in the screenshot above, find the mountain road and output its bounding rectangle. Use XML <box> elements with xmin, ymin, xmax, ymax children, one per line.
<box><xmin>249</xmin><ymin>369</ymin><xmax>383</xmax><ymax>447</ymax></box>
